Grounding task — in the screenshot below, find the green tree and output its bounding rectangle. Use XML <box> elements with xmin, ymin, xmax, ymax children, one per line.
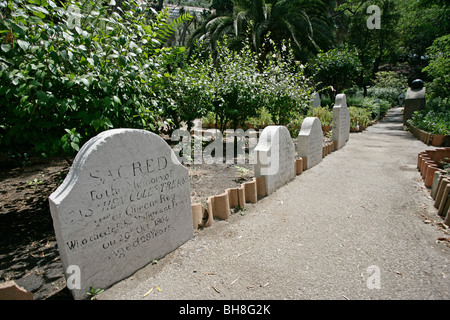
<box><xmin>395</xmin><ymin>0</ymin><xmax>449</xmax><ymax>81</ymax></box>
<box><xmin>422</xmin><ymin>35</ymin><xmax>450</xmax><ymax>100</ymax></box>
<box><xmin>310</xmin><ymin>45</ymin><xmax>362</xmax><ymax>100</ymax></box>
<box><xmin>189</xmin><ymin>0</ymin><xmax>336</xmax><ymax>62</ymax></box>
<box><xmin>0</xmin><ymin>0</ymin><xmax>191</xmax><ymax>156</ymax></box>
<box><xmin>335</xmin><ymin>0</ymin><xmax>400</xmax><ymax>93</ymax></box>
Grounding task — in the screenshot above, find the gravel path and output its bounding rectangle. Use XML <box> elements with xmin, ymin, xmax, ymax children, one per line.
<box><xmin>99</xmin><ymin>107</ymin><xmax>449</xmax><ymax>300</ymax></box>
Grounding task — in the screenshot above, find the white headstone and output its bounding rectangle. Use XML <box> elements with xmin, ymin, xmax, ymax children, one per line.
<box><xmin>332</xmin><ymin>94</ymin><xmax>350</xmax><ymax>149</ymax></box>
<box><xmin>297</xmin><ymin>117</ymin><xmax>323</xmax><ymax>169</ymax></box>
<box><xmin>49</xmin><ymin>129</ymin><xmax>193</xmax><ymax>300</ymax></box>
<box><xmin>310</xmin><ymin>92</ymin><xmax>321</xmax><ymax>108</ymax></box>
<box><xmin>254</xmin><ymin>126</ymin><xmax>295</xmax><ymax>195</ymax></box>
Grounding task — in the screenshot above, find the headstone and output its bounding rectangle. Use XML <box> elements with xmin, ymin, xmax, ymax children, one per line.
<box><xmin>403</xmin><ymin>79</ymin><xmax>426</xmax><ymax>124</ymax></box>
<box><xmin>332</xmin><ymin>94</ymin><xmax>350</xmax><ymax>149</ymax></box>
<box><xmin>297</xmin><ymin>117</ymin><xmax>323</xmax><ymax>169</ymax></box>
<box><xmin>310</xmin><ymin>92</ymin><xmax>321</xmax><ymax>108</ymax></box>
<box><xmin>49</xmin><ymin>129</ymin><xmax>193</xmax><ymax>300</ymax></box>
<box><xmin>254</xmin><ymin>126</ymin><xmax>295</xmax><ymax>195</ymax></box>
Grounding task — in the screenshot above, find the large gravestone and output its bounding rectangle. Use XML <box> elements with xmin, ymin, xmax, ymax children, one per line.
<box><xmin>297</xmin><ymin>117</ymin><xmax>323</xmax><ymax>169</ymax></box>
<box><xmin>49</xmin><ymin>129</ymin><xmax>193</xmax><ymax>300</ymax></box>
<box><xmin>254</xmin><ymin>126</ymin><xmax>295</xmax><ymax>195</ymax></box>
<box><xmin>403</xmin><ymin>79</ymin><xmax>426</xmax><ymax>124</ymax></box>
<box><xmin>332</xmin><ymin>93</ymin><xmax>350</xmax><ymax>149</ymax></box>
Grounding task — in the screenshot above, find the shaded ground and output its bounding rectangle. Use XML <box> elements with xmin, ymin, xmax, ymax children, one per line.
<box><xmin>0</xmin><ymin>154</ymin><xmax>253</xmax><ymax>300</ymax></box>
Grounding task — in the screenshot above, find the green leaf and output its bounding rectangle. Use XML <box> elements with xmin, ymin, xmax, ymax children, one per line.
<box><xmin>1</xmin><ymin>44</ymin><xmax>11</xmax><ymax>52</ymax></box>
<box><xmin>71</xmin><ymin>141</ymin><xmax>80</xmax><ymax>151</ymax></box>
<box><xmin>80</xmin><ymin>78</ymin><xmax>90</xmax><ymax>87</ymax></box>
<box><xmin>36</xmin><ymin>90</ymin><xmax>48</xmax><ymax>102</ymax></box>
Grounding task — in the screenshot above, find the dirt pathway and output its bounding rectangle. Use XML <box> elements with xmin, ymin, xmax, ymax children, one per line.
<box><xmin>99</xmin><ymin>107</ymin><xmax>449</xmax><ymax>300</ymax></box>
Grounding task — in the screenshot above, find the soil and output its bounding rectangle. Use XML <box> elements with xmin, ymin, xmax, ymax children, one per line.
<box><xmin>0</xmin><ymin>153</ymin><xmax>254</xmax><ymax>300</ymax></box>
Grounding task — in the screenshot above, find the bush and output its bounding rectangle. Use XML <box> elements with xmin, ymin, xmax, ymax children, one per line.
<box><xmin>349</xmin><ymin>106</ymin><xmax>371</xmax><ymax>128</ymax></box>
<box><xmin>188</xmin><ymin>39</ymin><xmax>313</xmax><ymax>134</ymax></box>
<box><xmin>423</xmin><ymin>35</ymin><xmax>450</xmax><ymax>100</ymax></box>
<box><xmin>408</xmin><ymin>98</ymin><xmax>450</xmax><ymax>135</ymax></box>
<box><xmin>0</xmin><ymin>0</ymin><xmax>191</xmax><ymax>156</ymax></box>
<box><xmin>310</xmin><ymin>44</ymin><xmax>362</xmax><ymax>97</ymax></box>
<box><xmin>307</xmin><ymin>106</ymin><xmax>333</xmax><ymax>126</ymax></box>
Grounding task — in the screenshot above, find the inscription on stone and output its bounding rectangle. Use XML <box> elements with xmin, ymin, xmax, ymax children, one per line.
<box><xmin>254</xmin><ymin>126</ymin><xmax>295</xmax><ymax>195</ymax></box>
<box><xmin>49</xmin><ymin>129</ymin><xmax>193</xmax><ymax>300</ymax></box>
<box><xmin>297</xmin><ymin>117</ymin><xmax>323</xmax><ymax>169</ymax></box>
<box><xmin>332</xmin><ymin>94</ymin><xmax>350</xmax><ymax>150</ymax></box>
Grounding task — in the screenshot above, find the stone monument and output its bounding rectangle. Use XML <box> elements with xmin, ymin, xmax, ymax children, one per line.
<box><xmin>403</xmin><ymin>79</ymin><xmax>426</xmax><ymax>124</ymax></box>
<box><xmin>254</xmin><ymin>126</ymin><xmax>295</xmax><ymax>195</ymax></box>
<box><xmin>297</xmin><ymin>117</ymin><xmax>323</xmax><ymax>169</ymax></box>
<box><xmin>49</xmin><ymin>129</ymin><xmax>193</xmax><ymax>299</ymax></box>
<box><xmin>332</xmin><ymin>93</ymin><xmax>350</xmax><ymax>149</ymax></box>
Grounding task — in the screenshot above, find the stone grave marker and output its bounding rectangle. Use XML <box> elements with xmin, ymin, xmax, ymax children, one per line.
<box><xmin>310</xmin><ymin>92</ymin><xmax>321</xmax><ymax>108</ymax></box>
<box><xmin>403</xmin><ymin>79</ymin><xmax>426</xmax><ymax>124</ymax></box>
<box><xmin>49</xmin><ymin>129</ymin><xmax>193</xmax><ymax>300</ymax></box>
<box><xmin>332</xmin><ymin>93</ymin><xmax>350</xmax><ymax>150</ymax></box>
<box><xmin>297</xmin><ymin>117</ymin><xmax>323</xmax><ymax>169</ymax></box>
<box><xmin>254</xmin><ymin>126</ymin><xmax>295</xmax><ymax>195</ymax></box>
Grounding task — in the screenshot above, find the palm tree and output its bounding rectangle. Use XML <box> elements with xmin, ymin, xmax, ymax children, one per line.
<box><xmin>188</xmin><ymin>0</ymin><xmax>336</xmax><ymax>62</ymax></box>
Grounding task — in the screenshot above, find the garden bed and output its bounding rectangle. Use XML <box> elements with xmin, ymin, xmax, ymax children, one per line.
<box><xmin>406</xmin><ymin>122</ymin><xmax>450</xmax><ymax>147</ymax></box>
<box><xmin>0</xmin><ymin>153</ymin><xmax>256</xmax><ymax>300</ymax></box>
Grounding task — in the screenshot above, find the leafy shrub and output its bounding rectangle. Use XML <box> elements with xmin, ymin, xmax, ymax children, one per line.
<box><xmin>408</xmin><ymin>98</ymin><xmax>450</xmax><ymax>135</ymax></box>
<box><xmin>310</xmin><ymin>44</ymin><xmax>362</xmax><ymax>97</ymax></box>
<box><xmin>349</xmin><ymin>106</ymin><xmax>371</xmax><ymax>128</ymax></box>
<box><xmin>422</xmin><ymin>35</ymin><xmax>450</xmax><ymax>100</ymax></box>
<box><xmin>0</xmin><ymin>0</ymin><xmax>191</xmax><ymax>156</ymax></box>
<box><xmin>187</xmin><ymin>39</ymin><xmax>313</xmax><ymax>134</ymax></box>
<box><xmin>307</xmin><ymin>106</ymin><xmax>333</xmax><ymax>126</ymax></box>
<box><xmin>366</xmin><ymin>87</ymin><xmax>400</xmax><ymax>107</ymax></box>
<box><xmin>247</xmin><ymin>107</ymin><xmax>273</xmax><ymax>130</ymax></box>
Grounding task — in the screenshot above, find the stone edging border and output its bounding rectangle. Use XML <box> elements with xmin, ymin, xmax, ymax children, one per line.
<box><xmin>417</xmin><ymin>147</ymin><xmax>450</xmax><ymax>225</ymax></box>
<box><xmin>191</xmin><ymin>141</ymin><xmax>337</xmax><ymax>230</ymax></box>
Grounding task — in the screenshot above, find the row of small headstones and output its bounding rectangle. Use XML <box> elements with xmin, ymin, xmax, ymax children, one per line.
<box><xmin>43</xmin><ymin>94</ymin><xmax>350</xmax><ymax>299</ymax></box>
<box><xmin>191</xmin><ymin>141</ymin><xmax>338</xmax><ymax>229</ymax></box>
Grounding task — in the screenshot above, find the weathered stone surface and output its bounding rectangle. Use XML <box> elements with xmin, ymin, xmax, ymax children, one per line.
<box><xmin>297</xmin><ymin>117</ymin><xmax>323</xmax><ymax>169</ymax></box>
<box><xmin>332</xmin><ymin>94</ymin><xmax>350</xmax><ymax>150</ymax></box>
<box><xmin>254</xmin><ymin>126</ymin><xmax>295</xmax><ymax>195</ymax></box>
<box><xmin>49</xmin><ymin>129</ymin><xmax>193</xmax><ymax>300</ymax></box>
<box><xmin>404</xmin><ymin>80</ymin><xmax>426</xmax><ymax>124</ymax></box>
<box><xmin>310</xmin><ymin>92</ymin><xmax>321</xmax><ymax>108</ymax></box>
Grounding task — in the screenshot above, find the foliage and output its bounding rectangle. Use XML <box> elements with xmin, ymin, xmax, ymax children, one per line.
<box><xmin>307</xmin><ymin>106</ymin><xmax>333</xmax><ymax>126</ymax></box>
<box><xmin>310</xmin><ymin>44</ymin><xmax>362</xmax><ymax>98</ymax></box>
<box><xmin>372</xmin><ymin>71</ymin><xmax>407</xmax><ymax>91</ymax></box>
<box><xmin>349</xmin><ymin>106</ymin><xmax>371</xmax><ymax>128</ymax></box>
<box><xmin>188</xmin><ymin>0</ymin><xmax>335</xmax><ymax>62</ymax></box>
<box><xmin>260</xmin><ymin>41</ymin><xmax>312</xmax><ymax>125</ymax></box>
<box><xmin>422</xmin><ymin>35</ymin><xmax>450</xmax><ymax>100</ymax></box>
<box><xmin>346</xmin><ymin>91</ymin><xmax>390</xmax><ymax>120</ymax></box>
<box><xmin>156</xmin><ymin>47</ymin><xmax>212</xmax><ymax>133</ymax></box>
<box><xmin>335</xmin><ymin>0</ymin><xmax>400</xmax><ymax>88</ymax></box>
<box><xmin>247</xmin><ymin>107</ymin><xmax>273</xmax><ymax>130</ymax></box>
<box><xmin>395</xmin><ymin>0</ymin><xmax>449</xmax><ymax>81</ymax></box>
<box><xmin>0</xmin><ymin>0</ymin><xmax>192</xmax><ymax>156</ymax></box>
<box><xmin>186</xmin><ymin>39</ymin><xmax>313</xmax><ymax>133</ymax></box>
<box><xmin>407</xmin><ymin>98</ymin><xmax>450</xmax><ymax>135</ymax></box>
